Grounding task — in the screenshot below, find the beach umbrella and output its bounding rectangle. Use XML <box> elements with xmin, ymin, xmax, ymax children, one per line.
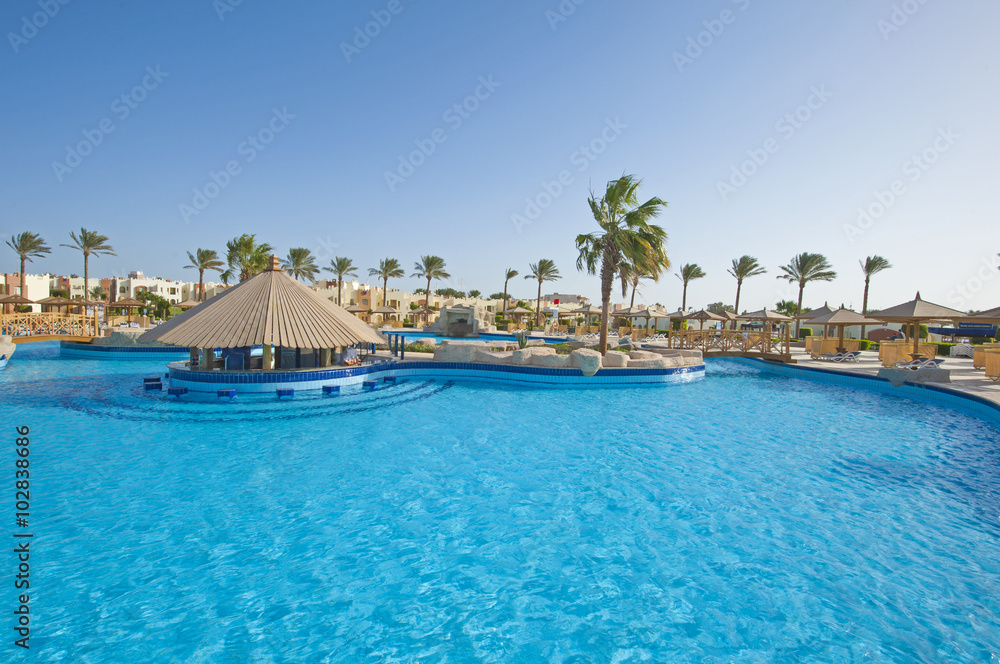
<box><xmin>570</xmin><ymin>305</ymin><xmax>603</xmax><ymax>326</ymax></box>
<box><xmin>803</xmin><ymin>307</ymin><xmax>883</xmax><ymax>352</ymax></box>
<box><xmin>869</xmin><ymin>292</ymin><xmax>965</xmax><ymax>356</ymax></box>
<box><xmin>1</xmin><ymin>294</ymin><xmax>35</xmax><ymax>305</ymax></box>
<box><xmin>112</xmin><ymin>296</ymin><xmax>145</xmax><ymax>323</ymax></box>
<box><xmin>688</xmin><ymin>309</ymin><xmax>725</xmax><ymax>330</ymax></box>
<box><xmin>36</xmin><ymin>295</ymin><xmax>72</xmax><ymax>314</ymax></box>
<box><xmin>176</xmin><ymin>299</ymin><xmax>200</xmax><ymax>310</ymax></box>
<box><xmin>373</xmin><ymin>305</ymin><xmax>398</xmax><ymax>324</ymax></box>
<box><xmin>344</xmin><ymin>304</ymin><xmax>367</xmax><ymax>316</ymax></box>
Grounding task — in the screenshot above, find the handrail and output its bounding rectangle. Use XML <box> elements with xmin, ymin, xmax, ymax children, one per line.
<box><xmin>0</xmin><ymin>312</ymin><xmax>99</xmax><ymax>338</ymax></box>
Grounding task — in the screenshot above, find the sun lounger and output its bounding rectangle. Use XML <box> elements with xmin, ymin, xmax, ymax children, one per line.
<box><xmin>896</xmin><ymin>358</ymin><xmax>944</xmax><ymax>370</ymax></box>
<box><xmin>819</xmin><ymin>352</ymin><xmax>860</xmax><ymax>363</ymax></box>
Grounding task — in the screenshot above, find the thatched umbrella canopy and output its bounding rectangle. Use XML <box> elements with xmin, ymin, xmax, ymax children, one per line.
<box><xmin>344</xmin><ymin>304</ymin><xmax>367</xmax><ymax>315</ymax></box>
<box><xmin>1</xmin><ymin>294</ymin><xmax>35</xmax><ymax>305</ymax></box>
<box><xmin>176</xmin><ymin>299</ymin><xmax>200</xmax><ymax>310</ymax></box>
<box><xmin>687</xmin><ymin>309</ymin><xmax>725</xmax><ymax>330</ymax></box>
<box><xmin>869</xmin><ymin>292</ymin><xmax>964</xmax><ymax>355</ymax></box>
<box><xmin>373</xmin><ymin>305</ymin><xmax>398</xmax><ymax>324</ymax></box>
<box><xmin>139</xmin><ymin>256</ymin><xmax>384</xmax><ymax>349</ymax></box>
<box><xmin>803</xmin><ymin>307</ymin><xmax>883</xmax><ymax>351</ymax></box>
<box><xmin>37</xmin><ymin>295</ymin><xmax>72</xmax><ymax>313</ymax></box>
<box><xmin>570</xmin><ymin>305</ymin><xmax>603</xmax><ymax>325</ymax></box>
<box><xmin>738</xmin><ymin>309</ymin><xmax>794</xmax><ymax>322</ymax></box>
<box><xmin>967</xmin><ymin>306</ymin><xmax>1000</xmax><ymax>323</ymax></box>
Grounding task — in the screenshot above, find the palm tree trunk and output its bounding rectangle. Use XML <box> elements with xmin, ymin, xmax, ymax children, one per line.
<box><xmin>860</xmin><ymin>277</ymin><xmax>871</xmax><ymax>340</ymax></box>
<box><xmin>629</xmin><ymin>284</ymin><xmax>637</xmax><ymax>309</ymax></box>
<box><xmin>426</xmin><ymin>278</ymin><xmax>432</xmax><ymax>308</ymax></box>
<box><xmin>795</xmin><ymin>283</ymin><xmax>805</xmax><ymax>337</ymax></box>
<box><xmin>599</xmin><ymin>241</ymin><xmax>615</xmax><ymax>356</ymax></box>
<box><xmin>198</xmin><ymin>269</ymin><xmax>205</xmax><ymax>302</ymax></box>
<box><xmin>536</xmin><ymin>280</ymin><xmax>543</xmax><ymax>326</ymax></box>
<box><xmin>502</xmin><ymin>282</ymin><xmax>509</xmax><ymax>317</ymax></box>
<box><xmin>19</xmin><ymin>256</ymin><xmax>26</xmax><ymax>300</ymax></box>
<box><xmin>383</xmin><ymin>277</ymin><xmax>389</xmax><ymax>308</ymax></box>
<box><xmin>337</xmin><ymin>279</ymin><xmax>342</xmax><ymax>306</ymax></box>
<box><xmin>733</xmin><ymin>280</ymin><xmax>742</xmax><ymax>330</ymax></box>
<box><xmin>84</xmin><ymin>253</ymin><xmax>90</xmax><ymax>300</ymax></box>
<box><xmin>681</xmin><ymin>282</ymin><xmax>688</xmax><ymax>312</ymax></box>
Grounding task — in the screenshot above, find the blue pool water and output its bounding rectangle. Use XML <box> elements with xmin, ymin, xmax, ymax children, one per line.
<box><xmin>3</xmin><ymin>341</ymin><xmax>1000</xmax><ymax>662</ymax></box>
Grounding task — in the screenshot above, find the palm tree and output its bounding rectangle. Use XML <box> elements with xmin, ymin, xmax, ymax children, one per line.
<box><xmin>219</xmin><ymin>269</ymin><xmax>233</xmax><ymax>287</ymax></box>
<box><xmin>412</xmin><ymin>256</ymin><xmax>450</xmax><ymax>309</ymax></box>
<box><xmin>326</xmin><ymin>257</ymin><xmax>358</xmax><ymax>306</ymax></box>
<box><xmin>368</xmin><ymin>258</ymin><xmax>405</xmax><ymax>308</ymax></box>
<box><xmin>500</xmin><ymin>268</ymin><xmax>518</xmax><ymax>314</ymax></box>
<box><xmin>281</xmin><ymin>248</ymin><xmax>319</xmax><ymax>283</ymax></box>
<box><xmin>89</xmin><ymin>285</ymin><xmax>106</xmax><ymax>300</ymax></box>
<box><xmin>184</xmin><ymin>248</ymin><xmax>224</xmax><ymax>301</ymax></box>
<box><xmin>525</xmin><ymin>259</ymin><xmax>561</xmax><ymax>325</ymax></box>
<box><xmin>576</xmin><ymin>175</ymin><xmax>669</xmax><ymax>355</ymax></box>
<box><xmin>5</xmin><ymin>232</ymin><xmax>51</xmax><ymax>299</ymax></box>
<box><xmin>777</xmin><ymin>252</ymin><xmax>837</xmax><ymax>335</ymax></box>
<box><xmin>619</xmin><ymin>261</ymin><xmax>654</xmax><ymax>309</ymax></box>
<box><xmin>727</xmin><ymin>256</ymin><xmax>767</xmax><ymax>327</ymax></box>
<box><xmin>61</xmin><ymin>228</ymin><xmax>115</xmax><ymax>297</ymax></box>
<box><xmin>225</xmin><ymin>234</ymin><xmax>273</xmax><ymax>282</ymax></box>
<box><xmin>676</xmin><ymin>263</ymin><xmax>706</xmax><ymax>311</ymax></box>
<box><xmin>859</xmin><ymin>255</ymin><xmax>892</xmax><ymax>339</ymax></box>
<box><xmin>468</xmin><ymin>289</ymin><xmax>481</xmax><ymax>299</ymax></box>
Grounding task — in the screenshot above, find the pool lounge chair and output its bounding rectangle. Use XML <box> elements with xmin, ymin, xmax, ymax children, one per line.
<box><xmin>819</xmin><ymin>351</ymin><xmax>861</xmax><ymax>363</ymax></box>
<box><xmin>896</xmin><ymin>358</ymin><xmax>945</xmax><ymax>370</ymax></box>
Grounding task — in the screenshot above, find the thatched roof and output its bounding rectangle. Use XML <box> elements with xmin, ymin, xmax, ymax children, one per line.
<box><xmin>138</xmin><ymin>257</ymin><xmax>384</xmax><ymax>349</ymax></box>
<box><xmin>803</xmin><ymin>307</ymin><xmax>883</xmax><ymax>326</ymax></box>
<box><xmin>113</xmin><ymin>297</ymin><xmax>145</xmax><ymax>307</ymax></box>
<box><xmin>738</xmin><ymin>309</ymin><xmax>794</xmax><ymax>322</ymax></box>
<box><xmin>869</xmin><ymin>292</ymin><xmax>964</xmax><ymax>322</ymax></box>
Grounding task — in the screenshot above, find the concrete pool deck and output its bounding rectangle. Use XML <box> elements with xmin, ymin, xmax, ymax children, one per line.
<box><xmin>777</xmin><ymin>348</ymin><xmax>1000</xmax><ymax>407</ymax></box>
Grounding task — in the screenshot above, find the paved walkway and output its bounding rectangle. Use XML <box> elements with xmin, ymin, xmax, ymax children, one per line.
<box><xmin>786</xmin><ymin>347</ymin><xmax>1000</xmax><ymax>406</ymax></box>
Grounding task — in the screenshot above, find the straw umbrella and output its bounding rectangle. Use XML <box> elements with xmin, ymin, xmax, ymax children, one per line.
<box><xmin>176</xmin><ymin>299</ymin><xmax>200</xmax><ymax>310</ymax></box>
<box><xmin>803</xmin><ymin>307</ymin><xmax>883</xmax><ymax>353</ymax></box>
<box><xmin>796</xmin><ymin>302</ymin><xmax>835</xmax><ymax>338</ymax></box>
<box><xmin>373</xmin><ymin>304</ymin><xmax>398</xmax><ymax>325</ymax></box>
<box><xmin>0</xmin><ymin>294</ymin><xmax>35</xmax><ymax>315</ymax></box>
<box><xmin>36</xmin><ymin>295</ymin><xmax>72</xmax><ymax>314</ymax></box>
<box><xmin>738</xmin><ymin>309</ymin><xmax>794</xmax><ymax>350</ymax></box>
<box><xmin>687</xmin><ymin>309</ymin><xmax>725</xmax><ymax>331</ymax></box>
<box><xmin>113</xmin><ymin>296</ymin><xmax>145</xmax><ymax>324</ymax></box>
<box><xmin>571</xmin><ymin>305</ymin><xmax>603</xmax><ymax>327</ymax></box>
<box><xmin>869</xmin><ymin>292</ymin><xmax>965</xmax><ymax>358</ymax></box>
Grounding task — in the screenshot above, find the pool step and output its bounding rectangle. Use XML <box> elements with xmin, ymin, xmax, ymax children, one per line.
<box><xmin>143</xmin><ymin>377</ymin><xmax>162</xmax><ymax>391</ymax></box>
<box><xmin>277</xmin><ymin>389</ymin><xmax>294</xmax><ymax>400</ymax></box>
<box><xmin>167</xmin><ymin>387</ymin><xmax>188</xmax><ymax>398</ymax></box>
<box><xmin>322</xmin><ymin>385</ymin><xmax>341</xmax><ymax>395</ymax></box>
<box><xmin>363</xmin><ymin>380</ymin><xmax>378</xmax><ymax>391</ymax></box>
<box><xmin>217</xmin><ymin>388</ymin><xmax>237</xmax><ymax>400</ymax></box>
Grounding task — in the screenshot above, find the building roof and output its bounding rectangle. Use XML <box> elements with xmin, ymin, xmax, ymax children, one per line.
<box><xmin>138</xmin><ymin>257</ymin><xmax>384</xmax><ymax>349</ymax></box>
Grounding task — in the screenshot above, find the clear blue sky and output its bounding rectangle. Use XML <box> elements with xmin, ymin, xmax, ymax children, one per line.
<box><xmin>2</xmin><ymin>0</ymin><xmax>998</xmax><ymax>312</ymax></box>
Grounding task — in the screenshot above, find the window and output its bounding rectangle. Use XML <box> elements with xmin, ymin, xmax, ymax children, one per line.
<box><xmin>119</xmin><ymin>286</ymin><xmax>126</xmax><ymax>293</ymax></box>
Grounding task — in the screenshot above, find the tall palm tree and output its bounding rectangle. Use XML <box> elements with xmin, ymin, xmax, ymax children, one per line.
<box><xmin>468</xmin><ymin>289</ymin><xmax>481</xmax><ymax>299</ymax></box>
<box><xmin>89</xmin><ymin>285</ymin><xmax>106</xmax><ymax>300</ymax></box>
<box><xmin>777</xmin><ymin>252</ymin><xmax>837</xmax><ymax>335</ymax></box>
<box><xmin>619</xmin><ymin>261</ymin><xmax>654</xmax><ymax>309</ymax></box>
<box><xmin>282</xmin><ymin>248</ymin><xmax>319</xmax><ymax>283</ymax></box>
<box><xmin>676</xmin><ymin>263</ymin><xmax>706</xmax><ymax>312</ymax></box>
<box><xmin>412</xmin><ymin>256</ymin><xmax>450</xmax><ymax>309</ymax></box>
<box><xmin>576</xmin><ymin>175</ymin><xmax>669</xmax><ymax>355</ymax></box>
<box><xmin>184</xmin><ymin>248</ymin><xmax>224</xmax><ymax>301</ymax></box>
<box><xmin>525</xmin><ymin>259</ymin><xmax>561</xmax><ymax>325</ymax></box>
<box><xmin>225</xmin><ymin>234</ymin><xmax>273</xmax><ymax>282</ymax></box>
<box><xmin>368</xmin><ymin>258</ymin><xmax>405</xmax><ymax>308</ymax></box>
<box><xmin>5</xmin><ymin>232</ymin><xmax>51</xmax><ymax>298</ymax></box>
<box><xmin>501</xmin><ymin>268</ymin><xmax>518</xmax><ymax>314</ymax></box>
<box><xmin>727</xmin><ymin>255</ymin><xmax>767</xmax><ymax>327</ymax></box>
<box><xmin>61</xmin><ymin>228</ymin><xmax>115</xmax><ymax>297</ymax></box>
<box><xmin>859</xmin><ymin>255</ymin><xmax>892</xmax><ymax>339</ymax></box>
<box><xmin>326</xmin><ymin>257</ymin><xmax>357</xmax><ymax>306</ymax></box>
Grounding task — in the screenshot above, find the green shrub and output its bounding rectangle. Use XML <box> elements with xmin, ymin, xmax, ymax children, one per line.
<box><xmin>858</xmin><ymin>340</ymin><xmax>874</xmax><ymax>351</ymax></box>
<box><xmin>799</xmin><ymin>328</ymin><xmax>813</xmax><ymax>338</ymax></box>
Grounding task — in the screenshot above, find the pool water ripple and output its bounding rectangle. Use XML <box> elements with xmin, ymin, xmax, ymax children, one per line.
<box><xmin>1</xmin><ymin>342</ymin><xmax>999</xmax><ymax>661</ymax></box>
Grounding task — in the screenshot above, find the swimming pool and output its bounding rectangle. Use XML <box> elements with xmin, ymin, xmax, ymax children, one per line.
<box><xmin>4</xmin><ymin>341</ymin><xmax>999</xmax><ymax>662</ymax></box>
